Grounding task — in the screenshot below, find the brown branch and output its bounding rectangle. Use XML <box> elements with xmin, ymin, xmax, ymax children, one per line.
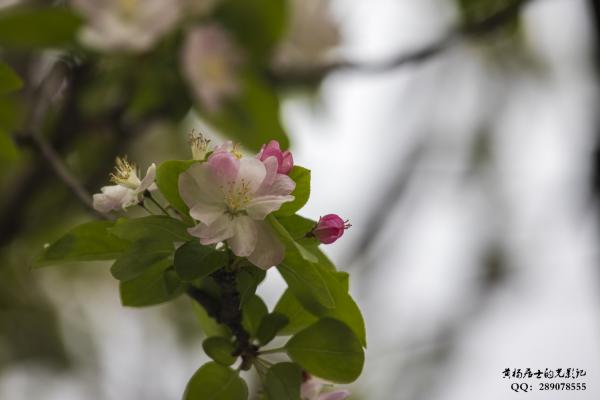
<box><xmin>268</xmin><ymin>0</ymin><xmax>534</xmax><ymax>86</ymax></box>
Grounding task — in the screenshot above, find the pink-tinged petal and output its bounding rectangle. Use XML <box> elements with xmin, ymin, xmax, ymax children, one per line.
<box><xmin>319</xmin><ymin>390</ymin><xmax>351</xmax><ymax>400</ymax></box>
<box><xmin>245</xmin><ymin>195</ymin><xmax>294</xmax><ymax>220</ymax></box>
<box><xmin>237</xmin><ymin>158</ymin><xmax>267</xmax><ymax>194</ymax></box>
<box><xmin>189</xmin><ymin>203</ymin><xmax>226</xmax><ymax>225</ymax></box>
<box><xmin>207</xmin><ymin>150</ymin><xmax>239</xmax><ymax>186</ymax></box>
<box><xmin>301</xmin><ymin>379</ymin><xmax>322</xmax><ymax>400</ymax></box>
<box><xmin>312</xmin><ymin>214</ymin><xmax>348</xmax><ymax>244</ymax></box>
<box><xmin>267</xmin><ymin>174</ymin><xmax>296</xmax><ymax>196</ymax></box>
<box><xmin>247</xmin><ymin>221</ymin><xmax>285</xmax><ymax>269</ymax></box>
<box><xmin>93</xmin><ymin>185</ymin><xmax>132</xmax><ymax>213</ymax></box>
<box><xmin>279</xmin><ymin>151</ymin><xmax>294</xmax><ymax>174</ymax></box>
<box><xmin>256</xmin><ymin>156</ymin><xmax>278</xmax><ymax>194</ymax></box>
<box><xmin>178</xmin><ymin>163</ymin><xmax>224</xmax><ymax>209</ymax></box>
<box><xmin>188</xmin><ymin>214</ymin><xmax>235</xmax><ymax>245</ymax></box>
<box><xmin>257</xmin><ymin>140</ymin><xmax>294</xmax><ymax>174</ymax></box>
<box><xmin>137</xmin><ymin>163</ymin><xmax>156</xmax><ymax>192</ymax></box>
<box><xmin>227</xmin><ymin>216</ymin><xmax>258</xmax><ymax>257</ymax></box>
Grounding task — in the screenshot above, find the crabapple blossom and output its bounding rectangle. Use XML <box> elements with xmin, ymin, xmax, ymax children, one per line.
<box><xmin>93</xmin><ymin>157</ymin><xmax>157</xmax><ymax>213</ymax></box>
<box><xmin>178</xmin><ymin>148</ymin><xmax>296</xmax><ymax>268</ymax></box>
<box><xmin>181</xmin><ymin>24</ymin><xmax>242</xmax><ymax>113</ymax></box>
<box><xmin>311</xmin><ymin>214</ymin><xmax>350</xmax><ymax>244</ymax></box>
<box><xmin>301</xmin><ymin>374</ymin><xmax>350</xmax><ymax>400</ymax></box>
<box><xmin>257</xmin><ymin>140</ymin><xmax>293</xmax><ymax>175</ymax></box>
<box><xmin>71</xmin><ymin>0</ymin><xmax>182</xmax><ymax>52</ymax></box>
<box><xmin>188</xmin><ymin>131</ymin><xmax>212</xmax><ymax>161</ymax></box>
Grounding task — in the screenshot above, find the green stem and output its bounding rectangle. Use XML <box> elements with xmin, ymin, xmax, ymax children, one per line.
<box><xmin>259</xmin><ymin>346</ymin><xmax>286</xmax><ymax>355</ymax></box>
<box><xmin>146</xmin><ymin>192</ymin><xmax>169</xmax><ymax>216</ymax></box>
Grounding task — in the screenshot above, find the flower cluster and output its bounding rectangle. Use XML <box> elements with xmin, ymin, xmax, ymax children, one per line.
<box><xmin>93</xmin><ymin>135</ymin><xmax>350</xmax><ymax>269</ymax></box>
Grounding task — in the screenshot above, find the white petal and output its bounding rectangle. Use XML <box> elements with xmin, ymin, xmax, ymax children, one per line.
<box><xmin>93</xmin><ymin>185</ymin><xmax>136</xmax><ymax>213</ymax></box>
<box><xmin>178</xmin><ymin>163</ymin><xmax>224</xmax><ymax>209</ymax></box>
<box><xmin>189</xmin><ymin>203</ymin><xmax>226</xmax><ymax>225</ymax></box>
<box><xmin>137</xmin><ymin>163</ymin><xmax>156</xmax><ymax>192</ymax></box>
<box><xmin>268</xmin><ymin>174</ymin><xmax>296</xmax><ymax>196</ymax></box>
<box><xmin>188</xmin><ymin>214</ymin><xmax>235</xmax><ymax>245</ymax></box>
<box><xmin>256</xmin><ymin>156</ymin><xmax>278</xmax><ymax>195</ymax></box>
<box><xmin>237</xmin><ymin>158</ymin><xmax>266</xmax><ymax>194</ymax></box>
<box><xmin>227</xmin><ymin>216</ymin><xmax>258</xmax><ymax>257</ymax></box>
<box><xmin>247</xmin><ymin>221</ymin><xmax>285</xmax><ymax>269</ymax></box>
<box><xmin>245</xmin><ymin>195</ymin><xmax>294</xmax><ymax>220</ymax></box>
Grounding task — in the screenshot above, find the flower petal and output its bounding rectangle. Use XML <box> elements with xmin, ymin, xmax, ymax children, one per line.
<box><xmin>189</xmin><ymin>203</ymin><xmax>227</xmax><ymax>225</ymax></box>
<box><xmin>256</xmin><ymin>155</ymin><xmax>278</xmax><ymax>195</ymax></box>
<box><xmin>178</xmin><ymin>163</ymin><xmax>224</xmax><ymax>209</ymax></box>
<box><xmin>245</xmin><ymin>195</ymin><xmax>294</xmax><ymax>220</ymax></box>
<box><xmin>319</xmin><ymin>390</ymin><xmax>351</xmax><ymax>400</ymax></box>
<box><xmin>268</xmin><ymin>174</ymin><xmax>296</xmax><ymax>196</ymax></box>
<box><xmin>137</xmin><ymin>163</ymin><xmax>156</xmax><ymax>192</ymax></box>
<box><xmin>247</xmin><ymin>221</ymin><xmax>285</xmax><ymax>269</ymax></box>
<box><xmin>93</xmin><ymin>185</ymin><xmax>132</xmax><ymax>213</ymax></box>
<box><xmin>227</xmin><ymin>216</ymin><xmax>258</xmax><ymax>257</ymax></box>
<box><xmin>237</xmin><ymin>158</ymin><xmax>267</xmax><ymax>194</ymax></box>
<box><xmin>208</xmin><ymin>150</ymin><xmax>240</xmax><ymax>187</ymax></box>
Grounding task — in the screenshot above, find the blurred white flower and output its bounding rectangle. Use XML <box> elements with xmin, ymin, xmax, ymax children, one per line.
<box><xmin>181</xmin><ymin>24</ymin><xmax>242</xmax><ymax>113</ymax></box>
<box><xmin>273</xmin><ymin>0</ymin><xmax>341</xmax><ymax>68</ymax></box>
<box><xmin>71</xmin><ymin>0</ymin><xmax>182</xmax><ymax>52</ymax></box>
<box><xmin>93</xmin><ymin>157</ymin><xmax>157</xmax><ymax>213</ymax></box>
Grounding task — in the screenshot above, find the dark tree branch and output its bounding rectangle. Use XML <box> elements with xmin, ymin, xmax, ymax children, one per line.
<box><xmin>268</xmin><ymin>0</ymin><xmax>534</xmax><ymax>86</ymax></box>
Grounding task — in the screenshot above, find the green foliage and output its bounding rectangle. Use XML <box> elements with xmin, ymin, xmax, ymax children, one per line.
<box><xmin>275</xmin><ymin>167</ymin><xmax>311</xmax><ymax>217</ymax></box>
<box><xmin>236</xmin><ymin>265</ymin><xmax>266</xmax><ymax>305</ymax></box>
<box><xmin>264</xmin><ymin>362</ymin><xmax>302</xmax><ymax>400</ymax></box>
<box><xmin>174</xmin><ymin>241</ymin><xmax>227</xmax><ymax>281</ymax></box>
<box><xmin>205</xmin><ymin>75</ymin><xmax>289</xmax><ymax>152</ymax></box>
<box><xmin>278</xmin><ymin>260</ymin><xmax>334</xmax><ymax>310</ymax></box>
<box><xmin>184</xmin><ymin>362</ymin><xmax>248</xmax><ymax>400</ymax></box>
<box><xmin>202</xmin><ymin>337</ymin><xmax>237</xmax><ymax>366</ymax></box>
<box><xmin>276</xmin><ymin>214</ymin><xmax>316</xmax><ymax>239</ymax></box>
<box><xmin>273</xmin><ymin>289</ymin><xmax>318</xmax><ymax>336</ymax></box>
<box><xmin>215</xmin><ymin>0</ymin><xmax>288</xmax><ymax>63</ymax></box>
<box><xmin>111</xmin><ymin>215</ymin><xmax>192</xmax><ymax>242</ymax></box>
<box><xmin>256</xmin><ymin>312</ymin><xmax>288</xmax><ymax>345</ymax></box>
<box><xmin>120</xmin><ymin>260</ymin><xmax>185</xmax><ymax>307</ymax></box>
<box><xmin>0</xmin><ymin>6</ymin><xmax>82</xmax><ymax>49</ymax></box>
<box><xmin>155</xmin><ymin>160</ymin><xmax>198</xmax><ymax>219</ymax></box>
<box><xmin>286</xmin><ymin>318</ymin><xmax>364</xmax><ymax>384</ymax></box>
<box><xmin>36</xmin><ymin>221</ymin><xmax>130</xmax><ymax>266</ymax></box>
<box><xmin>241</xmin><ymin>294</ymin><xmax>268</xmax><ymax>337</ymax></box>
<box><xmin>192</xmin><ymin>301</ymin><xmax>231</xmax><ymax>338</ymax></box>
<box><xmin>269</xmin><ymin>215</ymin><xmax>317</xmax><ymax>263</ymax></box>
<box><xmin>0</xmin><ymin>62</ymin><xmax>22</xmax><ymax>95</ymax></box>
<box><xmin>110</xmin><ymin>238</ymin><xmax>173</xmax><ymax>281</ymax></box>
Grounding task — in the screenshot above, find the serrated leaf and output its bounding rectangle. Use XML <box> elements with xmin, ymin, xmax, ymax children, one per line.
<box><xmin>275</xmin><ymin>167</ymin><xmax>310</xmax><ymax>216</ymax></box>
<box><xmin>264</xmin><ymin>362</ymin><xmax>302</xmax><ymax>400</ymax></box>
<box><xmin>203</xmin><ymin>336</ymin><xmax>237</xmax><ymax>366</ymax></box>
<box><xmin>257</xmin><ymin>312</ymin><xmax>288</xmax><ymax>345</ymax></box>
<box><xmin>111</xmin><ymin>215</ymin><xmax>192</xmax><ymax>242</ymax></box>
<box><xmin>184</xmin><ymin>362</ymin><xmax>248</xmax><ymax>400</ymax></box>
<box><xmin>0</xmin><ymin>6</ymin><xmax>82</xmax><ymax>49</ymax></box>
<box><xmin>286</xmin><ymin>318</ymin><xmax>364</xmax><ymax>383</ymax></box>
<box><xmin>120</xmin><ymin>261</ymin><xmax>185</xmax><ymax>307</ymax></box>
<box><xmin>36</xmin><ymin>221</ymin><xmax>130</xmax><ymax>267</ymax></box>
<box><xmin>155</xmin><ymin>160</ymin><xmax>197</xmax><ymax>219</ymax></box>
<box><xmin>110</xmin><ymin>238</ymin><xmax>173</xmax><ymax>281</ymax></box>
<box><xmin>174</xmin><ymin>241</ymin><xmax>227</xmax><ymax>281</ymax></box>
<box><xmin>241</xmin><ymin>294</ymin><xmax>268</xmax><ymax>337</ymax></box>
<box><xmin>273</xmin><ymin>289</ymin><xmax>318</xmax><ymax>336</ymax></box>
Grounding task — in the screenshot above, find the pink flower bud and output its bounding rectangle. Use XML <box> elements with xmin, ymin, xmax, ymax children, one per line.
<box><xmin>311</xmin><ymin>214</ymin><xmax>350</xmax><ymax>244</ymax></box>
<box><xmin>258</xmin><ymin>140</ymin><xmax>293</xmax><ymax>175</ymax></box>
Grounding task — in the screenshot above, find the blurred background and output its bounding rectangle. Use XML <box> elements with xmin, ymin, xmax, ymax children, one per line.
<box><xmin>1</xmin><ymin>0</ymin><xmax>599</xmax><ymax>399</ymax></box>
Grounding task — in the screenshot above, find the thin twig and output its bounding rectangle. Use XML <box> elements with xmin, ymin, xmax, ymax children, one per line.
<box><xmin>268</xmin><ymin>0</ymin><xmax>534</xmax><ymax>86</ymax></box>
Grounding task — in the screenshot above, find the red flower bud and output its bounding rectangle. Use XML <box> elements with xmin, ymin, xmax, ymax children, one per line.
<box><xmin>312</xmin><ymin>214</ymin><xmax>350</xmax><ymax>244</ymax></box>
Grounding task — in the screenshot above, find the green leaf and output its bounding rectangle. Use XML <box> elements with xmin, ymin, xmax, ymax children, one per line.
<box><xmin>111</xmin><ymin>216</ymin><xmax>192</xmax><ymax>242</ymax></box>
<box><xmin>273</xmin><ymin>289</ymin><xmax>318</xmax><ymax>336</ymax></box>
<box><xmin>184</xmin><ymin>362</ymin><xmax>248</xmax><ymax>400</ymax></box>
<box><xmin>215</xmin><ymin>0</ymin><xmax>287</xmax><ymax>63</ymax></box>
<box><xmin>36</xmin><ymin>221</ymin><xmax>130</xmax><ymax>267</ymax></box>
<box><xmin>275</xmin><ymin>167</ymin><xmax>311</xmax><ymax>216</ymax></box>
<box><xmin>0</xmin><ymin>6</ymin><xmax>82</xmax><ymax>49</ymax></box>
<box><xmin>278</xmin><ymin>261</ymin><xmax>334</xmax><ymax>310</ymax></box>
<box><xmin>119</xmin><ymin>261</ymin><xmax>185</xmax><ymax>307</ymax></box>
<box><xmin>192</xmin><ymin>300</ymin><xmax>231</xmax><ymax>338</ymax></box>
<box><xmin>276</xmin><ymin>215</ymin><xmax>316</xmax><ymax>240</ymax></box>
<box><xmin>257</xmin><ymin>312</ymin><xmax>288</xmax><ymax>345</ymax></box>
<box><xmin>205</xmin><ymin>75</ymin><xmax>288</xmax><ymax>152</ymax></box>
<box><xmin>269</xmin><ymin>215</ymin><xmax>317</xmax><ymax>263</ymax></box>
<box><xmin>0</xmin><ymin>128</ymin><xmax>19</xmax><ymax>162</ymax></box>
<box><xmin>155</xmin><ymin>160</ymin><xmax>197</xmax><ymax>218</ymax></box>
<box><xmin>174</xmin><ymin>241</ymin><xmax>227</xmax><ymax>281</ymax></box>
<box><xmin>286</xmin><ymin>318</ymin><xmax>364</xmax><ymax>383</ymax></box>
<box><xmin>110</xmin><ymin>238</ymin><xmax>173</xmax><ymax>281</ymax></box>
<box><xmin>0</xmin><ymin>62</ymin><xmax>22</xmax><ymax>95</ymax></box>
<box><xmin>236</xmin><ymin>265</ymin><xmax>266</xmax><ymax>306</ymax></box>
<box><xmin>241</xmin><ymin>294</ymin><xmax>268</xmax><ymax>337</ymax></box>
<box><xmin>203</xmin><ymin>337</ymin><xmax>237</xmax><ymax>366</ymax></box>
<box><xmin>264</xmin><ymin>362</ymin><xmax>302</xmax><ymax>400</ymax></box>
